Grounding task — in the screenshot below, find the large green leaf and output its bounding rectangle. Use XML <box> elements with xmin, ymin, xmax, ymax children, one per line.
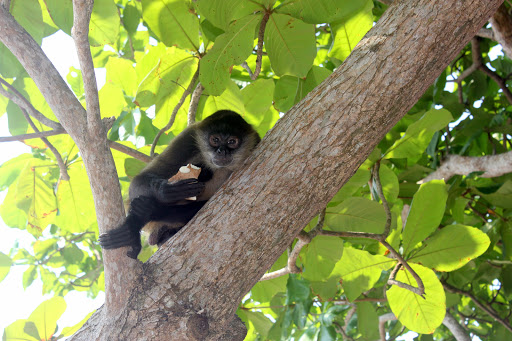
<box><xmin>2</xmin><ymin>319</ymin><xmax>39</xmax><ymax>341</ymax></box>
<box><xmin>196</xmin><ymin>0</ymin><xmax>260</xmax><ymax>30</ymax></box>
<box><xmin>384</xmin><ymin>109</ymin><xmax>453</xmax><ymax>162</ymax></box>
<box><xmin>357</xmin><ymin>301</ymin><xmax>379</xmax><ymax>340</ymax></box>
<box><xmin>27</xmin><ymin>297</ymin><xmax>67</xmax><ymax>340</ymax></box>
<box><xmin>241</xmin><ymin>78</ymin><xmax>275</xmax><ymax>127</ymax></box>
<box><xmin>410</xmin><ymin>225</ymin><xmax>490</xmax><ymax>271</ymax></box>
<box><xmin>264</xmin><ymin>14</ymin><xmax>316</xmax><ymax>77</ymax></box>
<box><xmin>277</xmin><ymin>0</ymin><xmax>369</xmax><ymax>24</ymax></box>
<box><xmin>200</xmin><ymin>14</ymin><xmax>261</xmax><ymax>96</ymax></box>
<box><xmin>136</xmin><ymin>47</ymin><xmax>197</xmax><ymax>108</ymax></box>
<box><xmin>200</xmin><ymin>81</ymin><xmax>245</xmax><ymax>119</ymax></box>
<box><xmin>325</xmin><ymin>197</ymin><xmax>386</xmax><ymax>234</ymax></box>
<box><xmin>11</xmin><ymin>0</ymin><xmax>45</xmax><ymax>44</ymax></box>
<box><xmin>301</xmin><ymin>235</ymin><xmax>343</xmax><ymax>281</ymax></box>
<box><xmin>329</xmin><ymin>0</ymin><xmax>373</xmax><ymax>62</ymax></box>
<box><xmin>403</xmin><ymin>180</ymin><xmax>448</xmax><ymax>255</ymax></box>
<box><xmin>387</xmin><ymin>264</ymin><xmax>446</xmax><ymax>334</ymax></box>
<box><xmin>89</xmin><ymin>0</ymin><xmax>120</xmax><ymax>46</ymax></box>
<box><xmin>142</xmin><ymin>0</ymin><xmax>199</xmax><ymax>50</ymax></box>
<box><xmin>106</xmin><ymin>57</ymin><xmax>138</xmax><ymax>97</ymax></box>
<box><xmin>45</xmin><ymin>0</ymin><xmax>74</xmax><ymax>34</ymax></box>
<box><xmin>99</xmin><ymin>83</ymin><xmax>126</xmax><ymax>118</ymax></box>
<box><xmin>378</xmin><ymin>164</ymin><xmax>399</xmax><ymax>203</ymax></box>
<box><xmin>330</xmin><ymin>248</ymin><xmax>394</xmax><ymax>301</ymax></box>
<box><xmin>0</xmin><ymin>154</ymin><xmax>32</xmax><ymax>191</ymax></box>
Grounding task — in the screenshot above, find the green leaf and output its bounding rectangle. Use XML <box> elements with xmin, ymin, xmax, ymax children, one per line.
<box><xmin>265</xmin><ymin>14</ymin><xmax>316</xmax><ymax>77</ymax></box>
<box><xmin>45</xmin><ymin>0</ymin><xmax>74</xmax><ymax>34</ymax></box>
<box><xmin>106</xmin><ymin>58</ymin><xmax>138</xmax><ymax>97</ymax></box>
<box><xmin>330</xmin><ymin>248</ymin><xmax>394</xmax><ymax>301</ymax></box>
<box><xmin>12</xmin><ymin>0</ymin><xmax>45</xmax><ymax>44</ymax></box>
<box><xmin>357</xmin><ymin>301</ymin><xmax>379</xmax><ymax>340</ymax></box>
<box><xmin>285</xmin><ymin>274</ymin><xmax>311</xmax><ymax>304</ymax></box>
<box><xmin>0</xmin><ymin>252</ymin><xmax>12</xmax><ymax>283</ymax></box>
<box><xmin>329</xmin><ymin>0</ymin><xmax>373</xmax><ymax>62</ymax></box>
<box><xmin>99</xmin><ymin>83</ymin><xmax>126</xmax><ymax>118</ymax></box>
<box><xmin>325</xmin><ymin>197</ymin><xmax>386</xmax><ymax>234</ymax></box>
<box><xmin>410</xmin><ymin>225</ymin><xmax>490</xmax><ymax>272</ymax></box>
<box><xmin>61</xmin><ymin>244</ymin><xmax>85</xmax><ymax>264</ymax></box>
<box><xmin>200</xmin><ymin>14</ymin><xmax>261</xmax><ymax>95</ymax></box>
<box><xmin>277</xmin><ymin>0</ymin><xmax>370</xmax><ymax>24</ymax></box>
<box><xmin>274</xmin><ymin>75</ymin><xmax>299</xmax><ymax>112</ymax></box>
<box><xmin>378</xmin><ymin>164</ymin><xmax>399</xmax><ymax>203</ymax></box>
<box><xmin>136</xmin><ymin>47</ymin><xmax>197</xmax><ymax>108</ymax></box>
<box><xmin>317</xmin><ymin>325</ymin><xmax>336</xmax><ymax>341</ymax></box>
<box><xmin>23</xmin><ymin>266</ymin><xmax>37</xmax><ymax>289</ymax></box>
<box><xmin>330</xmin><ymin>167</ymin><xmax>371</xmax><ymax>204</ymax></box>
<box><xmin>301</xmin><ymin>235</ymin><xmax>343</xmax><ymax>281</ymax></box>
<box><xmin>384</xmin><ymin>109</ymin><xmax>453</xmax><ymax>162</ymax></box>
<box><xmin>241</xmin><ymin>78</ymin><xmax>275</xmax><ymax>126</ymax></box>
<box><xmin>55</xmin><ymin>163</ymin><xmax>96</xmax><ymax>233</ymax></box>
<box><xmin>403</xmin><ymin>180</ymin><xmax>448</xmax><ymax>255</ymax></box>
<box><xmin>238</xmin><ymin>310</ymin><xmax>273</xmax><ymax>338</ymax></box>
<box><xmin>2</xmin><ymin>319</ymin><xmax>39</xmax><ymax>341</ymax></box>
<box><xmin>67</xmin><ymin>67</ymin><xmax>85</xmax><ymax>98</ymax></box>
<box><xmin>89</xmin><ymin>0</ymin><xmax>120</xmax><ymax>46</ymax></box>
<box><xmin>27</xmin><ymin>297</ymin><xmax>67</xmax><ymax>340</ymax></box>
<box><xmin>387</xmin><ymin>264</ymin><xmax>446</xmax><ymax>334</ymax></box>
<box><xmin>196</xmin><ymin>0</ymin><xmax>260</xmax><ymax>30</ymax></box>
<box><xmin>0</xmin><ymin>154</ymin><xmax>32</xmax><ymax>191</ymax></box>
<box><xmin>141</xmin><ymin>0</ymin><xmax>199</xmax><ymax>50</ymax></box>
<box><xmin>201</xmin><ymin>81</ymin><xmax>245</xmax><ymax>118</ymax></box>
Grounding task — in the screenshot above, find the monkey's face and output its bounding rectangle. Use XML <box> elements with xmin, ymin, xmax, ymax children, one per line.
<box><xmin>208</xmin><ymin>134</ymin><xmax>241</xmax><ymax>167</ymax></box>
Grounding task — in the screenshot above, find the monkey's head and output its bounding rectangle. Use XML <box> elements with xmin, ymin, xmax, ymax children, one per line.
<box><xmin>196</xmin><ymin>110</ymin><xmax>260</xmax><ymax>171</ymax></box>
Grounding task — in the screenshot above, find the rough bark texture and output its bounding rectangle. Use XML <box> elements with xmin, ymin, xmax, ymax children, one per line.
<box><xmin>0</xmin><ymin>4</ymin><xmax>138</xmax><ymax>314</ymax></box>
<box><xmin>70</xmin><ymin>0</ymin><xmax>503</xmax><ymax>340</ymax></box>
<box><xmin>490</xmin><ymin>3</ymin><xmax>512</xmax><ymax>58</ymax></box>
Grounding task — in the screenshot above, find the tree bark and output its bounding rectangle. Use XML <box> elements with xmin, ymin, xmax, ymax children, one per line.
<box><xmin>72</xmin><ymin>0</ymin><xmax>502</xmax><ymax>340</ymax></box>
<box><xmin>0</xmin><ymin>4</ymin><xmax>139</xmax><ymax>314</ymax></box>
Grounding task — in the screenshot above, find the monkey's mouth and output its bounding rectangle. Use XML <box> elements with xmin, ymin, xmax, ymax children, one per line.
<box><xmin>212</xmin><ymin>155</ymin><xmax>233</xmax><ymax>167</ymax></box>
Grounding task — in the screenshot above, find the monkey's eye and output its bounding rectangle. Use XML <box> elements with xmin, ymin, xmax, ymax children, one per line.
<box><xmin>227</xmin><ymin>136</ymin><xmax>240</xmax><ymax>149</ymax></box>
<box><xmin>209</xmin><ymin>135</ymin><xmax>221</xmax><ymax>147</ymax></box>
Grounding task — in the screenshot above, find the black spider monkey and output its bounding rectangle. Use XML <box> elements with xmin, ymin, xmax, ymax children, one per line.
<box><xmin>99</xmin><ymin>110</ymin><xmax>260</xmax><ymax>259</ymax></box>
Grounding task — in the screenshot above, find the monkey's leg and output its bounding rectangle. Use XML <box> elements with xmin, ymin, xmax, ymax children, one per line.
<box><xmin>99</xmin><ymin>196</ymin><xmax>159</xmax><ymax>259</ymax></box>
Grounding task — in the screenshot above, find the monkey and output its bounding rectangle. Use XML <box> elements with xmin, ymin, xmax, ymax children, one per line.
<box><xmin>98</xmin><ymin>110</ymin><xmax>260</xmax><ymax>259</ymax></box>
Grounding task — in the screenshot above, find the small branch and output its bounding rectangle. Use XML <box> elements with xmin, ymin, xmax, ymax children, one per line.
<box><xmin>373</xmin><ymin>161</ymin><xmax>392</xmax><ymax>238</ymax></box>
<box><xmin>108</xmin><ymin>141</ymin><xmax>153</xmax><ymax>163</ymax></box>
<box><xmin>0</xmin><ymin>129</ymin><xmax>66</xmax><ymax>142</ymax></box>
<box><xmin>443</xmin><ymin>282</ymin><xmax>512</xmax><ymax>333</ymax></box>
<box><xmin>0</xmin><ymin>78</ymin><xmax>63</xmax><ymax>130</ymax></box>
<box><xmin>187</xmin><ymin>82</ymin><xmax>204</xmax><ymax>126</ymax></box>
<box><xmin>490</xmin><ymin>4</ymin><xmax>512</xmax><ymax>58</ymax></box>
<box><xmin>250</xmin><ymin>10</ymin><xmax>270</xmax><ymax>80</ymax></box>
<box><xmin>476</xmin><ymin>28</ymin><xmax>495</xmax><ymax>41</ymax></box>
<box><xmin>150</xmin><ymin>67</ymin><xmax>199</xmax><ymax>156</ymax></box>
<box><xmin>20</xmin><ymin>107</ymin><xmax>70</xmax><ymax>180</ymax></box>
<box><xmin>72</xmin><ymin>0</ymin><xmax>102</xmax><ymax>135</ymax></box>
<box><xmin>420</xmin><ymin>150</ymin><xmax>512</xmax><ymax>183</ymax></box>
<box><xmin>379</xmin><ymin>312</ymin><xmax>397</xmax><ymax>341</ymax></box>
<box><xmin>260</xmin><ymin>210</ymin><xmax>326</xmax><ymax>281</ymax></box>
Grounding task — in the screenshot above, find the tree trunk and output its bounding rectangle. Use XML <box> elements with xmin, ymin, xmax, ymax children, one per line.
<box><xmin>70</xmin><ymin>0</ymin><xmax>502</xmax><ymax>339</ymax></box>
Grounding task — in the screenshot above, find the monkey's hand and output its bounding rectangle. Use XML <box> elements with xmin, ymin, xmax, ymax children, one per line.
<box><xmin>98</xmin><ymin>196</ymin><xmax>156</xmax><ymax>259</ymax></box>
<box><xmin>151</xmin><ymin>178</ymin><xmax>205</xmax><ymax>204</ymax></box>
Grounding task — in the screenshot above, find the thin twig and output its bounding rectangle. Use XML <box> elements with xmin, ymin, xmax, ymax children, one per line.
<box><xmin>151</xmin><ymin>67</ymin><xmax>200</xmax><ymax>156</ymax></box>
<box><xmin>108</xmin><ymin>141</ymin><xmax>153</xmax><ymax>163</ymax></box>
<box><xmin>379</xmin><ymin>313</ymin><xmax>397</xmax><ymax>341</ymax></box>
<box><xmin>0</xmin><ymin>78</ymin><xmax>63</xmax><ymax>130</ymax></box>
<box><xmin>20</xmin><ymin>107</ymin><xmax>70</xmax><ymax>180</ymax></box>
<box><xmin>443</xmin><ymin>282</ymin><xmax>512</xmax><ymax>333</ymax></box>
<box><xmin>187</xmin><ymin>82</ymin><xmax>204</xmax><ymax>126</ymax></box>
<box><xmin>250</xmin><ymin>10</ymin><xmax>270</xmax><ymax>80</ymax></box>
<box><xmin>373</xmin><ymin>161</ymin><xmax>392</xmax><ymax>238</ymax></box>
<box><xmin>260</xmin><ymin>210</ymin><xmax>326</xmax><ymax>281</ymax></box>
<box><xmin>72</xmin><ymin>0</ymin><xmax>102</xmax><ymax>135</ymax></box>
<box><xmin>0</xmin><ymin>130</ymin><xmax>66</xmax><ymax>142</ymax></box>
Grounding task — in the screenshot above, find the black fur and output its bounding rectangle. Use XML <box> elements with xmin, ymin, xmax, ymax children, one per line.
<box><xmin>99</xmin><ymin>110</ymin><xmax>260</xmax><ymax>259</ymax></box>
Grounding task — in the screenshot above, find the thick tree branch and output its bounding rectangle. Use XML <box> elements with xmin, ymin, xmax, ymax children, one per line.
<box><xmin>443</xmin><ymin>312</ymin><xmax>471</xmax><ymax>341</ymax></box>
<box><xmin>72</xmin><ymin>0</ymin><xmax>503</xmax><ymax>339</ymax></box>
<box><xmin>490</xmin><ymin>3</ymin><xmax>512</xmax><ymax>58</ymax></box>
<box><xmin>421</xmin><ymin>150</ymin><xmax>512</xmax><ymax>183</ymax></box>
